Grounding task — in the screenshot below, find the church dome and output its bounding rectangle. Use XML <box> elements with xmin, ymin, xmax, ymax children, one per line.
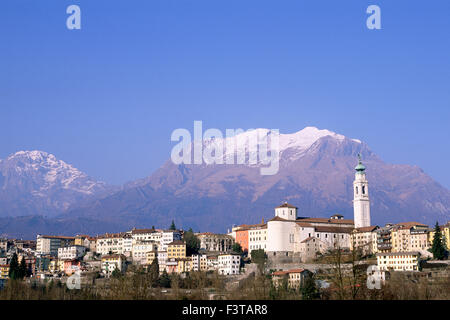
<box><xmin>355</xmin><ymin>154</ymin><xmax>366</xmax><ymax>172</ymax></box>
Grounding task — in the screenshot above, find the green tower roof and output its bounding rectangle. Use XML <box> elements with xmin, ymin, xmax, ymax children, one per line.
<box><xmin>355</xmin><ymin>154</ymin><xmax>366</xmax><ymax>172</ymax></box>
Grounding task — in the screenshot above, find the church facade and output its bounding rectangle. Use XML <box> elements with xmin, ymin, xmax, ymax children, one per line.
<box><xmin>265</xmin><ymin>155</ymin><xmax>371</xmax><ymax>259</ymax></box>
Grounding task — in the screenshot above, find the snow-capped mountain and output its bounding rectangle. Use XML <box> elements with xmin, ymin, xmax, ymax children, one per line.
<box><xmin>0</xmin><ymin>150</ymin><xmax>114</xmax><ymax>217</ymax></box>
<box><xmin>66</xmin><ymin>126</ymin><xmax>450</xmax><ymax>234</ymax></box>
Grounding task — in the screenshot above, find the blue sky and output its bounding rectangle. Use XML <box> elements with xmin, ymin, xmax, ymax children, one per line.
<box><xmin>1</xmin><ymin>0</ymin><xmax>449</xmax><ymax>188</ymax></box>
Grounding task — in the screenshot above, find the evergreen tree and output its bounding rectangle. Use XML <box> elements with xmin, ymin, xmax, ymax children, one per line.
<box><xmin>300</xmin><ymin>274</ymin><xmax>320</xmax><ymax>300</ymax></box>
<box><xmin>149</xmin><ymin>256</ymin><xmax>160</xmax><ymax>287</ymax></box>
<box><xmin>8</xmin><ymin>253</ymin><xmax>19</xmax><ymax>280</ymax></box>
<box><xmin>232</xmin><ymin>242</ymin><xmax>243</xmax><ymax>254</ymax></box>
<box><xmin>19</xmin><ymin>256</ymin><xmax>27</xmax><ymax>279</ymax></box>
<box><xmin>183</xmin><ymin>228</ymin><xmax>200</xmax><ymax>256</ymax></box>
<box><xmin>169</xmin><ymin>220</ymin><xmax>177</xmax><ymax>230</ymax></box>
<box><xmin>431</xmin><ymin>222</ymin><xmax>447</xmax><ymax>260</ymax></box>
<box><xmin>159</xmin><ymin>270</ymin><xmax>171</xmax><ymax>288</ymax></box>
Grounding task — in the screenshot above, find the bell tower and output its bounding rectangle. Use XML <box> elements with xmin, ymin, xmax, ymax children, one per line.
<box><xmin>353</xmin><ymin>154</ymin><xmax>371</xmax><ymax>228</ymax></box>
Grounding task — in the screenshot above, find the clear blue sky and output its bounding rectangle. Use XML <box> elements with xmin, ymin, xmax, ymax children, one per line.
<box><xmin>1</xmin><ymin>0</ymin><xmax>449</xmax><ymax>188</ymax></box>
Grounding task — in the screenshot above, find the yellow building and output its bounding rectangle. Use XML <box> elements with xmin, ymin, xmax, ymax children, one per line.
<box><xmin>391</xmin><ymin>222</ymin><xmax>429</xmax><ymax>252</ymax></box>
<box><xmin>177</xmin><ymin>258</ymin><xmax>192</xmax><ymax>273</ymax></box>
<box><xmin>428</xmin><ymin>223</ymin><xmax>450</xmax><ymax>250</ymax></box>
<box><xmin>376</xmin><ymin>252</ymin><xmax>420</xmax><ymax>271</ymax></box>
<box><xmin>0</xmin><ymin>265</ymin><xmax>9</xmax><ymax>279</ymax></box>
<box><xmin>350</xmin><ymin>226</ymin><xmax>379</xmax><ymax>255</ymax></box>
<box><xmin>146</xmin><ymin>250</ymin><xmax>161</xmax><ymax>267</ymax></box>
<box><xmin>271</xmin><ymin>268</ymin><xmax>313</xmax><ymax>289</ymax></box>
<box><xmin>167</xmin><ymin>241</ymin><xmax>186</xmax><ymax>259</ymax></box>
<box><xmin>49</xmin><ymin>259</ymin><xmax>65</xmax><ymax>273</ymax></box>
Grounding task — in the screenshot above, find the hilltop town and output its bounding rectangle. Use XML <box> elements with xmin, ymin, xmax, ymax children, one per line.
<box><xmin>0</xmin><ymin>157</ymin><xmax>449</xmax><ymax>299</ymax></box>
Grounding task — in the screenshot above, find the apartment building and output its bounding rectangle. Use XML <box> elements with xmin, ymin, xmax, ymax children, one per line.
<box><xmin>58</xmin><ymin>245</ymin><xmax>86</xmax><ymax>260</ymax></box>
<box><xmin>218</xmin><ymin>254</ymin><xmax>240</xmax><ymax>275</ymax></box>
<box><xmin>350</xmin><ymin>226</ymin><xmax>379</xmax><ymax>255</ymax></box>
<box><xmin>271</xmin><ymin>268</ymin><xmax>313</xmax><ymax>289</ymax></box>
<box><xmin>376</xmin><ymin>252</ymin><xmax>420</xmax><ymax>271</ymax></box>
<box><xmin>36</xmin><ymin>235</ymin><xmax>75</xmax><ymax>256</ymax></box>
<box><xmin>167</xmin><ymin>241</ymin><xmax>186</xmax><ymax>259</ymax></box>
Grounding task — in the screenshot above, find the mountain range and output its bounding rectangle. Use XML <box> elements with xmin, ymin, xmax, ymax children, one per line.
<box><xmin>1</xmin><ymin>127</ymin><xmax>449</xmax><ymax>239</ymax></box>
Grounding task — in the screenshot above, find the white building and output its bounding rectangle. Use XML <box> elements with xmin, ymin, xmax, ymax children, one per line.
<box><xmin>266</xmin><ymin>202</ymin><xmax>354</xmax><ymax>257</ymax></box>
<box><xmin>248</xmin><ymin>224</ymin><xmax>268</xmax><ymax>256</ymax></box>
<box><xmin>96</xmin><ymin>233</ymin><xmax>128</xmax><ymax>256</ymax></box>
<box><xmin>353</xmin><ymin>155</ymin><xmax>371</xmax><ymax>228</ymax></box>
<box><xmin>218</xmin><ymin>254</ymin><xmax>241</xmax><ymax>275</ymax></box>
<box><xmin>160</xmin><ymin>230</ymin><xmax>182</xmax><ymax>251</ymax></box>
<box><xmin>101</xmin><ymin>254</ymin><xmax>127</xmax><ymax>276</ymax></box>
<box><xmin>57</xmin><ymin>245</ymin><xmax>86</xmax><ymax>260</ymax></box>
<box><xmin>36</xmin><ymin>235</ymin><xmax>75</xmax><ymax>256</ymax></box>
<box><xmin>376</xmin><ymin>252</ymin><xmax>420</xmax><ymax>272</ymax></box>
<box><xmin>132</xmin><ymin>240</ymin><xmax>158</xmax><ymax>265</ymax></box>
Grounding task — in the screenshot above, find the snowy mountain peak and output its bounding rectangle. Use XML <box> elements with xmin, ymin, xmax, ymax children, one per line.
<box><xmin>227</xmin><ymin>126</ymin><xmax>360</xmax><ymax>152</ymax></box>
<box><xmin>0</xmin><ymin>150</ymin><xmax>110</xmax><ymax>204</ymax></box>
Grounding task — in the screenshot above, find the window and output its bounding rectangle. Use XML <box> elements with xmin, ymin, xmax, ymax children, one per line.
<box><xmin>362</xmin><ymin>186</ymin><xmax>366</xmax><ymax>195</ymax></box>
<box><xmin>355</xmin><ymin>186</ymin><xmax>358</xmax><ymax>195</ymax></box>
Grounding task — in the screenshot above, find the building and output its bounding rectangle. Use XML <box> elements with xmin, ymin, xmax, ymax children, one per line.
<box><xmin>167</xmin><ymin>241</ymin><xmax>186</xmax><ymax>259</ymax></box>
<box><xmin>207</xmin><ymin>256</ymin><xmax>219</xmax><ymax>271</ymax></box>
<box><xmin>353</xmin><ymin>155</ymin><xmax>371</xmax><ymax>228</ymax></box>
<box><xmin>75</xmin><ymin>235</ymin><xmax>97</xmax><ymax>252</ymax></box>
<box><xmin>376</xmin><ymin>252</ymin><xmax>420</xmax><ymax>272</ymax></box>
<box><xmin>0</xmin><ymin>265</ymin><xmax>9</xmax><ymax>279</ymax></box>
<box><xmin>36</xmin><ymin>235</ymin><xmax>75</xmax><ymax>256</ymax></box>
<box><xmin>96</xmin><ymin>233</ymin><xmax>130</xmax><ymax>256</ymax></box>
<box><xmin>271</xmin><ymin>268</ymin><xmax>313</xmax><ymax>289</ymax></box>
<box><xmin>197</xmin><ymin>233</ymin><xmax>234</xmax><ymax>252</ymax></box>
<box><xmin>63</xmin><ymin>259</ymin><xmax>82</xmax><ymax>276</ymax></box>
<box><xmin>191</xmin><ymin>254</ymin><xmax>208</xmax><ymax>271</ymax></box>
<box><xmin>218</xmin><ymin>254</ymin><xmax>240</xmax><ymax>275</ymax></box>
<box><xmin>58</xmin><ymin>245</ymin><xmax>87</xmax><ymax>260</ymax></box>
<box><xmin>160</xmin><ymin>231</ymin><xmax>182</xmax><ymax>252</ymax></box>
<box><xmin>350</xmin><ymin>226</ymin><xmax>379</xmax><ymax>255</ymax></box>
<box><xmin>295</xmin><ymin>237</ymin><xmax>329</xmax><ymax>261</ymax></box>
<box><xmin>376</xmin><ymin>224</ymin><xmax>394</xmax><ymax>252</ymax></box>
<box><xmin>234</xmin><ymin>228</ymin><xmax>249</xmax><ymax>252</ymax></box>
<box><xmin>248</xmin><ymin>223</ymin><xmax>267</xmax><ymax>255</ymax></box>
<box><xmin>391</xmin><ymin>222</ymin><xmax>429</xmax><ymax>253</ymax></box>
<box><xmin>131</xmin><ymin>228</ymin><xmax>160</xmax><ymax>242</ymax></box>
<box><xmin>177</xmin><ymin>258</ymin><xmax>192</xmax><ymax>273</ymax></box>
<box><xmin>101</xmin><ymin>254</ymin><xmax>127</xmax><ymax>276</ymax></box>
<box><xmin>266</xmin><ymin>202</ymin><xmax>354</xmax><ymax>258</ymax></box>
<box><xmin>132</xmin><ymin>240</ymin><xmax>158</xmax><ymax>265</ymax></box>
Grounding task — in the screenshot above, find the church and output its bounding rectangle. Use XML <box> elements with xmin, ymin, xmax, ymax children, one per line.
<box><xmin>265</xmin><ymin>155</ymin><xmax>372</xmax><ymax>259</ymax></box>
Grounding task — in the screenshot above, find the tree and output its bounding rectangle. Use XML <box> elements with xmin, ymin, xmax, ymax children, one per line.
<box><xmin>431</xmin><ymin>222</ymin><xmax>447</xmax><ymax>260</ymax></box>
<box><xmin>169</xmin><ymin>220</ymin><xmax>177</xmax><ymax>230</ymax></box>
<box><xmin>232</xmin><ymin>242</ymin><xmax>243</xmax><ymax>254</ymax></box>
<box><xmin>111</xmin><ymin>268</ymin><xmax>122</xmax><ymax>279</ymax></box>
<box><xmin>159</xmin><ymin>270</ymin><xmax>171</xmax><ymax>288</ymax></box>
<box><xmin>183</xmin><ymin>228</ymin><xmax>200</xmax><ymax>256</ymax></box>
<box><xmin>18</xmin><ymin>255</ymin><xmax>27</xmax><ymax>279</ymax></box>
<box><xmin>8</xmin><ymin>253</ymin><xmax>20</xmax><ymax>280</ymax></box>
<box><xmin>300</xmin><ymin>273</ymin><xmax>320</xmax><ymax>300</ymax></box>
<box><xmin>250</xmin><ymin>249</ymin><xmax>267</xmax><ymax>274</ymax></box>
<box><xmin>149</xmin><ymin>256</ymin><xmax>160</xmax><ymax>287</ymax></box>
